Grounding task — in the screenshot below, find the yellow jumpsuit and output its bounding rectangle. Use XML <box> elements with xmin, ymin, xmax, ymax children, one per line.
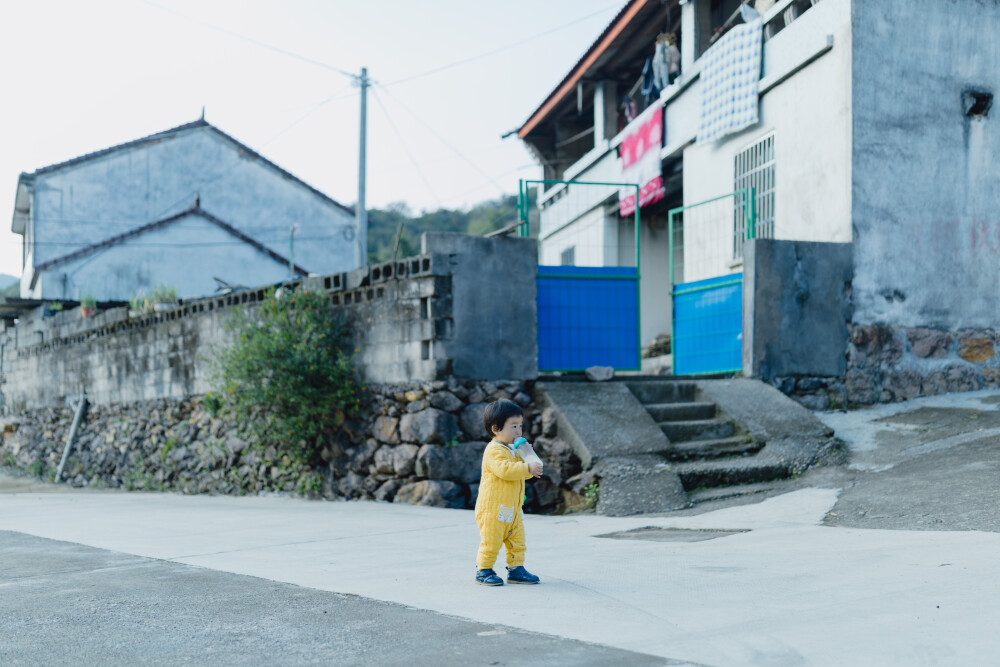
<box><xmin>475</xmin><ymin>440</ymin><xmax>534</xmax><ymax>570</ymax></box>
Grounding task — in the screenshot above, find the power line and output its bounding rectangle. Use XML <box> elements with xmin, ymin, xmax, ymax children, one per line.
<box><xmin>375</xmin><ymin>84</ymin><xmax>506</xmax><ymax>197</ymax></box>
<box><xmin>381</xmin><ymin>2</ymin><xmax>624</xmax><ymax>87</ymax></box>
<box><xmin>133</xmin><ymin>0</ymin><xmax>357</xmax><ymax>79</ymax></box>
<box><xmin>259</xmin><ymin>87</ymin><xmax>357</xmax><ymax>148</ymax></box>
<box><xmin>437</xmin><ymin>164</ymin><xmax>537</xmax><ymax>205</ymax></box>
<box><xmin>370</xmin><ymin>88</ymin><xmax>440</xmax><ymax>206</ymax></box>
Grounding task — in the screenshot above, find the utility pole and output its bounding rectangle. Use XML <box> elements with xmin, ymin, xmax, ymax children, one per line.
<box><xmin>356</xmin><ymin>67</ymin><xmax>369</xmax><ymax>268</ymax></box>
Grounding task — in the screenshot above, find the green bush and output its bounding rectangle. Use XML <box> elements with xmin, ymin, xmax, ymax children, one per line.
<box><xmin>211</xmin><ymin>287</ymin><xmax>359</xmax><ymax>465</ymax></box>
<box><xmin>202</xmin><ymin>392</ymin><xmax>224</xmax><ymax>416</ymax></box>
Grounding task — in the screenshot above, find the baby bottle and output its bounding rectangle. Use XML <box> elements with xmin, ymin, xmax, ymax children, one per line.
<box><xmin>512</xmin><ymin>437</ymin><xmax>543</xmax><ymax>468</ymax></box>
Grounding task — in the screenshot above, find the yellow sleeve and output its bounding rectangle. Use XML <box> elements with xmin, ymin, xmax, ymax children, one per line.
<box><xmin>485</xmin><ymin>446</ymin><xmax>531</xmax><ymax>482</ymax></box>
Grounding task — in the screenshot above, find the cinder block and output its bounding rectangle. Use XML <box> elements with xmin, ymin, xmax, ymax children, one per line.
<box><xmin>346</xmin><ymin>266</ymin><xmax>370</xmax><ymax>290</ymax></box>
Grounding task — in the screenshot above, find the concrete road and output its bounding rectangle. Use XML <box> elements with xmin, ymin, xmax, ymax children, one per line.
<box><xmin>3</xmin><ymin>388</ymin><xmax>1000</xmax><ymax>666</ymax></box>
<box><xmin>1</xmin><ymin>531</ymin><xmax>663</xmax><ymax>666</ymax></box>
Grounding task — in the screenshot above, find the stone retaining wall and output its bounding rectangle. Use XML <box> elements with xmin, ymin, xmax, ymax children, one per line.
<box><xmin>772</xmin><ymin>324</ymin><xmax>1000</xmax><ymax>409</ymax></box>
<box><xmin>0</xmin><ymin>378</ymin><xmax>591</xmax><ymax>514</ymax></box>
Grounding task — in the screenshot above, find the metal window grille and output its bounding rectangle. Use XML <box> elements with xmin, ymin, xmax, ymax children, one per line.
<box><xmin>733</xmin><ymin>133</ymin><xmax>775</xmax><ymax>258</ymax></box>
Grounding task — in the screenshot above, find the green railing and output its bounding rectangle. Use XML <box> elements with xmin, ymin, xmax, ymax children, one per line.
<box><xmin>667</xmin><ymin>187</ymin><xmax>757</xmax><ymax>286</ymax></box>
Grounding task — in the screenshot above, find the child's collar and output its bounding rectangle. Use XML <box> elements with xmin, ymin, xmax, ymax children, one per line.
<box><xmin>490</xmin><ymin>439</ymin><xmax>516</xmax><ymax>453</ymax></box>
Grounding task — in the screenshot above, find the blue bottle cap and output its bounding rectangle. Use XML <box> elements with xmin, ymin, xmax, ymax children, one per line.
<box><xmin>513</xmin><ymin>437</ymin><xmax>527</xmax><ymax>449</ymax></box>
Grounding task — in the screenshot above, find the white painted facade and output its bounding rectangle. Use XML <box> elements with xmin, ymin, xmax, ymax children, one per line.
<box><xmin>527</xmin><ymin>0</ymin><xmax>853</xmax><ymax>343</ymax></box>
<box><xmin>681</xmin><ymin>0</ymin><xmax>852</xmax><ymax>282</ymax></box>
<box><xmin>12</xmin><ymin>120</ymin><xmax>356</xmax><ymax>301</ymax></box>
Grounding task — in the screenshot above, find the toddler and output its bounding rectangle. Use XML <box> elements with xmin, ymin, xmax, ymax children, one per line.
<box><xmin>474</xmin><ymin>398</ymin><xmax>543</xmax><ymax>586</ymax></box>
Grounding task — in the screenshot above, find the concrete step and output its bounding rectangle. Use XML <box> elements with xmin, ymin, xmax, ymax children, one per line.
<box><xmin>660</xmin><ymin>419</ymin><xmax>735</xmax><ymax>442</ymax></box>
<box><xmin>662</xmin><ymin>436</ymin><xmax>763</xmax><ymax>462</ymax></box>
<box><xmin>688</xmin><ymin>479</ymin><xmax>795</xmax><ymax>505</ymax></box>
<box><xmin>671</xmin><ymin>458</ymin><xmax>793</xmax><ymax>491</ymax></box>
<box><xmin>625</xmin><ymin>381</ymin><xmax>696</xmax><ymax>405</ymax></box>
<box><xmin>646</xmin><ymin>401</ymin><xmax>716</xmax><ymax>422</ymax></box>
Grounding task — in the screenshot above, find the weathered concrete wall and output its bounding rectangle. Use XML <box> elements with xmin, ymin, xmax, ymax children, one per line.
<box><xmin>420</xmin><ymin>232</ymin><xmax>538</xmax><ymax>381</ymax></box>
<box><xmin>851</xmin><ymin>0</ymin><xmax>1000</xmax><ymax>330</ymax></box>
<box><xmin>743</xmin><ymin>239</ymin><xmax>853</xmax><ymax>382</ymax></box>
<box><xmin>23</xmin><ymin>122</ymin><xmax>356</xmax><ymax>299</ymax></box>
<box><xmin>1</xmin><ymin>235</ymin><xmax>538</xmax><ymax>410</ymax></box>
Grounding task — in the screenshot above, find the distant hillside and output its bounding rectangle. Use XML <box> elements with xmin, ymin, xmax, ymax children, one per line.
<box><xmin>367</xmin><ymin>195</ymin><xmax>518</xmax><ymax>264</ymax></box>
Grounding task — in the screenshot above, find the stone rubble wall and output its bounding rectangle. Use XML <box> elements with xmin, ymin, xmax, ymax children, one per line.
<box><xmin>0</xmin><ymin>378</ymin><xmax>593</xmax><ymax>514</ymax></box>
<box><xmin>772</xmin><ymin>324</ymin><xmax>1000</xmax><ymax>409</ymax></box>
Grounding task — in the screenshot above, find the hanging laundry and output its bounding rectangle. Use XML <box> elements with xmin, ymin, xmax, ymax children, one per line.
<box><xmin>653</xmin><ymin>33</ymin><xmax>682</xmax><ymax>90</ymax></box>
<box><xmin>641</xmin><ymin>56</ymin><xmax>660</xmax><ymax>106</ymax></box>
<box><xmin>697</xmin><ymin>18</ymin><xmax>763</xmax><ymax>144</ymax></box>
<box><xmin>740</xmin><ymin>2</ymin><xmax>762</xmax><ymax>22</ymax></box>
<box><xmin>618</xmin><ymin>102</ymin><xmax>665</xmax><ymax>217</ymax></box>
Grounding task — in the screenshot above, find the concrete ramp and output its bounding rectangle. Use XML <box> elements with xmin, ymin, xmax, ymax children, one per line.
<box><xmin>536</xmin><ymin>381</ymin><xmax>688</xmax><ymax>515</ymax></box>
<box><xmin>535</xmin><ymin>382</ymin><xmax>672</xmax><ymax>468</ymax></box>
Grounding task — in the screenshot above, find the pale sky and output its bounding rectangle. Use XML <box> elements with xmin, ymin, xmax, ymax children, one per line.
<box><xmin>0</xmin><ymin>0</ymin><xmax>624</xmax><ymax>277</ymax></box>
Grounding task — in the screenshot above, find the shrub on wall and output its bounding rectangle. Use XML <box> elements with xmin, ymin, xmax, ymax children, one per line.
<box><xmin>211</xmin><ymin>287</ymin><xmax>359</xmax><ymax>466</ymax></box>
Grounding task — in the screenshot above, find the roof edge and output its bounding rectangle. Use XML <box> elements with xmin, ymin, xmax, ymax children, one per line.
<box><xmin>517</xmin><ymin>0</ymin><xmax>654</xmax><ymax>139</ymax></box>
<box><xmin>23</xmin><ymin>119</ymin><xmax>355</xmax><ymax>217</ymax></box>
<box><xmin>35</xmin><ymin>205</ymin><xmax>310</xmax><ymax>276</ymax></box>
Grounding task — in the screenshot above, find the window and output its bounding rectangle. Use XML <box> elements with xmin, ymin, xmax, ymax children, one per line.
<box><xmin>734</xmin><ymin>133</ymin><xmax>775</xmax><ymax>259</ymax></box>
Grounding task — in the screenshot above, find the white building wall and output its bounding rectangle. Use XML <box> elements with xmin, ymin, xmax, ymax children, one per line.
<box><xmin>24</xmin><ymin>124</ymin><xmax>355</xmax><ymax>298</ymax></box>
<box><xmin>681</xmin><ymin>0</ymin><xmax>853</xmax><ymax>281</ymax></box>
<box><xmin>533</xmin><ymin>0</ymin><xmax>853</xmax><ymax>343</ymax></box>
<box><xmin>540</xmin><ymin>206</ymin><xmax>617</xmax><ymax>267</ymax></box>
<box><xmin>47</xmin><ymin>213</ymin><xmax>293</xmax><ymax>301</ymax></box>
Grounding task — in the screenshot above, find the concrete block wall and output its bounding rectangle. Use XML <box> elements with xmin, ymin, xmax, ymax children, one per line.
<box><xmin>743</xmin><ymin>239</ymin><xmax>853</xmax><ymax>383</ymax></box>
<box><xmin>0</xmin><ymin>234</ymin><xmax>538</xmax><ymax>410</ymax></box>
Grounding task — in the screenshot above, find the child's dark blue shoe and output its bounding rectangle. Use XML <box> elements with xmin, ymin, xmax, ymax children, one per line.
<box><xmin>476</xmin><ymin>569</ymin><xmax>503</xmax><ymax>586</ymax></box>
<box><xmin>506</xmin><ymin>566</ymin><xmax>540</xmax><ymax>584</ymax></box>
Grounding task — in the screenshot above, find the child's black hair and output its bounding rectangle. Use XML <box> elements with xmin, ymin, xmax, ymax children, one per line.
<box><xmin>483</xmin><ymin>398</ymin><xmax>523</xmax><ymax>436</ymax></box>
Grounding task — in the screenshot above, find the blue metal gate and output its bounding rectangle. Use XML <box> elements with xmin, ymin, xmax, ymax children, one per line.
<box><xmin>669</xmin><ymin>189</ymin><xmax>756</xmax><ymax>376</ymax></box>
<box><xmin>536</xmin><ymin>266</ymin><xmax>639</xmax><ymax>372</ymax></box>
<box><xmin>520</xmin><ymin>179</ymin><xmax>642</xmax><ymax>373</ymax></box>
<box><xmin>671</xmin><ymin>273</ymin><xmax>743</xmax><ymax>375</ymax></box>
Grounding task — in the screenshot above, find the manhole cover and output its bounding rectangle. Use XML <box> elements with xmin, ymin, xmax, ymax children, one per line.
<box><xmin>595</xmin><ymin>526</ymin><xmax>748</xmax><ymax>542</ymax></box>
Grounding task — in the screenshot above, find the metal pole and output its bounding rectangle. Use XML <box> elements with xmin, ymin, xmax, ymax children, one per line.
<box><xmin>633</xmin><ymin>184</ymin><xmax>641</xmax><ymax>371</ymax></box>
<box><xmin>56</xmin><ymin>395</ymin><xmax>87</xmax><ymax>483</ymax></box>
<box><xmin>356</xmin><ymin>66</ymin><xmax>369</xmax><ymax>269</ymax></box>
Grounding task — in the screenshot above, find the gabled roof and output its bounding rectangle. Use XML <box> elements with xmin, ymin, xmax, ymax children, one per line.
<box><xmin>17</xmin><ymin>119</ymin><xmax>354</xmax><ymax>216</ymax></box>
<box><xmin>35</xmin><ymin>204</ymin><xmax>310</xmax><ymax>276</ymax></box>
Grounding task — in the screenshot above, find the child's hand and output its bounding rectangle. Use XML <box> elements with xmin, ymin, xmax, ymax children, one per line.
<box><xmin>528</xmin><ymin>462</ymin><xmax>543</xmax><ymax>478</ymax></box>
